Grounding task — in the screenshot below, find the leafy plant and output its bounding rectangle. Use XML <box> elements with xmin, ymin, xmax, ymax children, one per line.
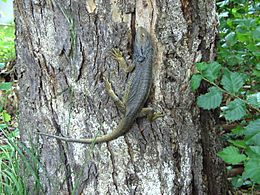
<box><xmin>192</xmin><ymin>60</ymin><xmax>260</xmax><ymax>188</ymax></box>
<box><xmin>191</xmin><ymin>62</ymin><xmax>259</xmax><ymax>121</ymax></box>
<box><xmin>217</xmin><ymin>0</ymin><xmax>260</xmax><ymax>89</ymax></box>
<box><xmin>191</xmin><ymin>0</ymin><xmax>260</xmax><ymax>191</ymax></box>
<box><xmin>0</xmin><ymin>24</ymin><xmax>15</xmax><ymax>64</ymax></box>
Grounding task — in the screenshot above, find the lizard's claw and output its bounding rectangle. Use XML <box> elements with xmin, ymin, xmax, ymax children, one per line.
<box><xmin>110</xmin><ymin>48</ymin><xmax>135</xmax><ymax>73</ymax></box>
<box><xmin>110</xmin><ymin>48</ymin><xmax>124</xmax><ymax>61</ymax></box>
<box><xmin>103</xmin><ymin>76</ymin><xmax>112</xmax><ymax>91</ymax></box>
<box><xmin>148</xmin><ymin>112</ymin><xmax>164</xmax><ymax>122</ymax></box>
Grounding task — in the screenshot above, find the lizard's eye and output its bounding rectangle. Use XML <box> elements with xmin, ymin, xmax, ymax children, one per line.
<box><xmin>141</xmin><ymin>33</ymin><xmax>145</xmax><ymax>38</ymax></box>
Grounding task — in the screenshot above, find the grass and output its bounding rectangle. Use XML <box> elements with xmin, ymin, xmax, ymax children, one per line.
<box><xmin>0</xmin><ymin>126</ymin><xmax>47</xmax><ymax>194</ymax></box>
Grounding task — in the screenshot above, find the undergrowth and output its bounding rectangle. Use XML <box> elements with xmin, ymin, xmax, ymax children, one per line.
<box><xmin>191</xmin><ymin>0</ymin><xmax>260</xmax><ymax>191</ymax></box>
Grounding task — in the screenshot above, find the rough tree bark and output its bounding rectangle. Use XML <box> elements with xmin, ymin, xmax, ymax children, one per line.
<box><xmin>14</xmin><ymin>0</ymin><xmax>226</xmax><ymax>194</ymax></box>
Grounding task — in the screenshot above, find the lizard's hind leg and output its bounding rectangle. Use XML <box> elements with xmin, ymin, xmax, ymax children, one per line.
<box><xmin>139</xmin><ymin>107</ymin><xmax>164</xmax><ymax>121</ymax></box>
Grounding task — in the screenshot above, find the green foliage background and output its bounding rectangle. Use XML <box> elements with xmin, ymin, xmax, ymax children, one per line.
<box><xmin>191</xmin><ymin>0</ymin><xmax>260</xmax><ymax>190</ymax></box>
<box><xmin>0</xmin><ymin>24</ymin><xmax>15</xmax><ymax>64</ymax></box>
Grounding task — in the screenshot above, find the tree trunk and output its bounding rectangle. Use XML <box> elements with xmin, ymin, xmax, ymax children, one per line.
<box><xmin>14</xmin><ymin>0</ymin><xmax>226</xmax><ymax>194</ymax></box>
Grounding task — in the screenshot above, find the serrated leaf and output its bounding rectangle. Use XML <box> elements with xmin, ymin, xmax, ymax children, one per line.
<box><xmin>221</xmin><ymin>99</ymin><xmax>246</xmax><ymax>121</ymax></box>
<box><xmin>244</xmin><ymin>119</ymin><xmax>260</xmax><ymax>137</ymax></box>
<box><xmin>245</xmin><ymin>147</ymin><xmax>260</xmax><ymax>159</ymax></box>
<box><xmin>221</xmin><ymin>69</ymin><xmax>245</xmax><ymax>93</ymax></box>
<box><xmin>246</xmin><ymin>133</ymin><xmax>260</xmax><ymax>146</ymax></box>
<box><xmin>217</xmin><ymin>146</ymin><xmax>247</xmax><ymax>165</ymax></box>
<box><xmin>202</xmin><ymin>62</ymin><xmax>222</xmax><ymax>82</ymax></box>
<box><xmin>230</xmin><ymin>125</ymin><xmax>244</xmax><ymax>136</ymax></box>
<box><xmin>0</xmin><ymin>82</ymin><xmax>12</xmax><ymax>90</ymax></box>
<box><xmin>249</xmin><ymin>146</ymin><xmax>260</xmax><ymax>156</ymax></box>
<box><xmin>228</xmin><ymin>140</ymin><xmax>247</xmax><ymax>149</ymax></box>
<box><xmin>196</xmin><ymin>62</ymin><xmax>208</xmax><ymax>71</ymax></box>
<box><xmin>197</xmin><ymin>87</ymin><xmax>222</xmax><ymax>110</ymax></box>
<box><xmin>247</xmin><ymin>92</ymin><xmax>260</xmax><ymax>108</ymax></box>
<box><xmin>242</xmin><ymin>158</ymin><xmax>260</xmax><ymax>184</ymax></box>
<box><xmin>191</xmin><ymin>74</ymin><xmax>202</xmax><ymax>91</ymax></box>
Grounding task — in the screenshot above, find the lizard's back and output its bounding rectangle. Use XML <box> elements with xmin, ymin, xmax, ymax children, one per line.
<box><xmin>125</xmin><ymin>27</ymin><xmax>153</xmax><ymax>119</ymax></box>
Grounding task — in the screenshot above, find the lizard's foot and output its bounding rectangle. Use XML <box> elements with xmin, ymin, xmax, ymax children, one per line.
<box><xmin>148</xmin><ymin>112</ymin><xmax>164</xmax><ymax>122</ymax></box>
<box><xmin>139</xmin><ymin>107</ymin><xmax>164</xmax><ymax>121</ymax></box>
<box><xmin>111</xmin><ymin>48</ymin><xmax>125</xmax><ymax>63</ymax></box>
<box><xmin>110</xmin><ymin>48</ymin><xmax>135</xmax><ymax>73</ymax></box>
<box><xmin>103</xmin><ymin>76</ymin><xmax>126</xmax><ymax>113</ymax></box>
<box><xmin>111</xmin><ymin>48</ymin><xmax>124</xmax><ymax>61</ymax></box>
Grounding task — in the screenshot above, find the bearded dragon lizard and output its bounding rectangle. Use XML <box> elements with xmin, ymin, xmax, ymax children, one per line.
<box><xmin>37</xmin><ymin>27</ymin><xmax>160</xmax><ymax>144</ymax></box>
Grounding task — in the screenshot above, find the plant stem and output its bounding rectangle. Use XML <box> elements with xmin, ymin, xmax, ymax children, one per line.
<box><xmin>202</xmin><ymin>76</ymin><xmax>260</xmax><ymax>113</ymax></box>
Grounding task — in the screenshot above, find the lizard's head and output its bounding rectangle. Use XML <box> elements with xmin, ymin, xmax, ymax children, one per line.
<box><xmin>134</xmin><ymin>27</ymin><xmax>152</xmax><ymax>59</ymax></box>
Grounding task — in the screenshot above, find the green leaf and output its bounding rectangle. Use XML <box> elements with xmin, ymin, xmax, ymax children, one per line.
<box><xmin>0</xmin><ymin>124</ymin><xmax>8</xmax><ymax>129</ymax></box>
<box><xmin>228</xmin><ymin>140</ymin><xmax>247</xmax><ymax>149</ymax></box>
<box><xmin>246</xmin><ymin>44</ymin><xmax>258</xmax><ymax>52</ymax></box>
<box><xmin>242</xmin><ymin>158</ymin><xmax>260</xmax><ymax>184</ymax></box>
<box><xmin>191</xmin><ymin>74</ymin><xmax>202</xmax><ymax>91</ymax></box>
<box><xmin>0</xmin><ymin>82</ymin><xmax>12</xmax><ymax>90</ymax></box>
<box><xmin>249</xmin><ymin>146</ymin><xmax>260</xmax><ymax>156</ymax></box>
<box><xmin>252</xmin><ymin>26</ymin><xmax>260</xmax><ymax>40</ymax></box>
<box><xmin>256</xmin><ymin>63</ymin><xmax>260</xmax><ymax>70</ymax></box>
<box><xmin>231</xmin><ymin>176</ymin><xmax>244</xmax><ymax>188</ymax></box>
<box><xmin>236</xmin><ymin>24</ymin><xmax>248</xmax><ymax>34</ymax></box>
<box><xmin>245</xmin><ymin>147</ymin><xmax>260</xmax><ymax>159</ymax></box>
<box><xmin>197</xmin><ymin>87</ymin><xmax>222</xmax><ymax>110</ymax></box>
<box><xmin>217</xmin><ymin>146</ymin><xmax>247</xmax><ymax>165</ymax></box>
<box><xmin>196</xmin><ymin>62</ymin><xmax>221</xmax><ymax>81</ymax></box>
<box><xmin>218</xmin><ymin>11</ymin><xmax>229</xmax><ymax>18</ymax></box>
<box><xmin>253</xmin><ymin>69</ymin><xmax>260</xmax><ymax>77</ymax></box>
<box><xmin>1</xmin><ymin>111</ymin><xmax>11</xmax><ymax>123</ymax></box>
<box><xmin>230</xmin><ymin>125</ymin><xmax>245</xmax><ymax>136</ymax></box>
<box><xmin>221</xmin><ymin>69</ymin><xmax>245</xmax><ymax>93</ymax></box>
<box><xmin>246</xmin><ymin>133</ymin><xmax>260</xmax><ymax>146</ymax></box>
<box><xmin>221</xmin><ymin>99</ymin><xmax>246</xmax><ymax>121</ymax></box>
<box><xmin>225</xmin><ymin>32</ymin><xmax>237</xmax><ymax>46</ymax></box>
<box><xmin>216</xmin><ymin>1</ymin><xmax>229</xmax><ymax>7</ymax></box>
<box><xmin>196</xmin><ymin>62</ymin><xmax>207</xmax><ymax>71</ymax></box>
<box><xmin>244</xmin><ymin>119</ymin><xmax>260</xmax><ymax>137</ymax></box>
<box><xmin>202</xmin><ymin>62</ymin><xmax>222</xmax><ymax>82</ymax></box>
<box><xmin>247</xmin><ymin>92</ymin><xmax>260</xmax><ymax>108</ymax></box>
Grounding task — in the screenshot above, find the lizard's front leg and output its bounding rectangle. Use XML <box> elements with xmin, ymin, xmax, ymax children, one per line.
<box><xmin>104</xmin><ymin>77</ymin><xmax>126</xmax><ymax>113</ymax></box>
<box><xmin>111</xmin><ymin>48</ymin><xmax>135</xmax><ymax>73</ymax></box>
<box><xmin>104</xmin><ymin>48</ymin><xmax>135</xmax><ymax>113</ymax></box>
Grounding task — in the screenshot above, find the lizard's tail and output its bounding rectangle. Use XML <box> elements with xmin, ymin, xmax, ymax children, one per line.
<box><xmin>36</xmin><ymin>118</ymin><xmax>131</xmax><ymax>144</ymax></box>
